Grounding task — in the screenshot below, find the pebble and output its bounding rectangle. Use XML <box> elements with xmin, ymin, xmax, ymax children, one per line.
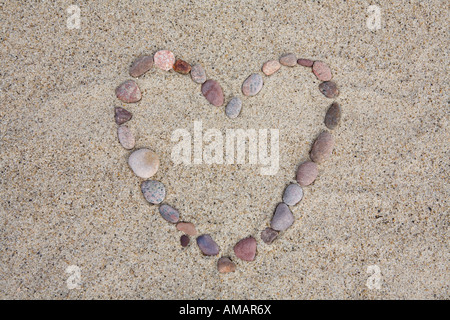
<box><xmin>312</xmin><ymin>61</ymin><xmax>332</xmax><ymax>81</ymax></box>
<box><xmin>279</xmin><ymin>53</ymin><xmax>297</xmax><ymax>67</ymax></box>
<box><xmin>196</xmin><ymin>234</ymin><xmax>220</xmax><ymax>256</ymax></box>
<box><xmin>319</xmin><ymin>81</ymin><xmax>339</xmax><ymax>98</ymax></box>
<box><xmin>225</xmin><ymin>97</ymin><xmax>242</xmax><ymax>119</ymax></box>
<box><xmin>141</xmin><ymin>180</ymin><xmax>165</xmax><ymax>204</ymax></box>
<box><xmin>153</xmin><ymin>50</ymin><xmax>175</xmax><ymax>71</ymax></box>
<box><xmin>217</xmin><ymin>257</ymin><xmax>236</xmax><ymax>273</ymax></box>
<box><xmin>173</xmin><ymin>59</ymin><xmax>191</xmax><ymax>74</ymax></box>
<box><xmin>270</xmin><ymin>203</ymin><xmax>294</xmax><ymax>231</ymax></box>
<box><xmin>114</xmin><ymin>107</ymin><xmax>132</xmax><ymax>125</ymax></box>
<box><xmin>129</xmin><ymin>55</ymin><xmax>153</xmax><ymax>77</ymax></box>
<box><xmin>180</xmin><ymin>235</ymin><xmax>190</xmax><ymax>247</ymax></box>
<box><xmin>117</xmin><ymin>125</ymin><xmax>135</xmax><ymax>150</ymax></box>
<box><xmin>324</xmin><ymin>102</ymin><xmax>341</xmax><ymax>130</ymax></box>
<box><xmin>262</xmin><ymin>60</ymin><xmax>281</xmax><ymax>76</ymax></box>
<box><xmin>115</xmin><ymin>80</ymin><xmax>141</xmax><ymax>103</ymax></box>
<box><xmin>234</xmin><ymin>236</ymin><xmax>257</xmax><ymax>261</ymax></box>
<box><xmin>296</xmin><ymin>161</ymin><xmax>318</xmax><ymax>186</ymax></box>
<box><xmin>176</xmin><ymin>222</ymin><xmax>197</xmax><ymax>236</ymax></box>
<box><xmin>260</xmin><ymin>227</ymin><xmax>278</xmax><ymax>244</ymax></box>
<box><xmin>242</xmin><ymin>73</ymin><xmax>263</xmax><ymax>96</ymax></box>
<box><xmin>282</xmin><ymin>183</ymin><xmax>303</xmax><ymax>206</ymax></box>
<box><xmin>297</xmin><ymin>58</ymin><xmax>314</xmax><ymax>67</ymax></box>
<box><xmin>190</xmin><ymin>64</ymin><xmax>207</xmax><ymax>84</ymax></box>
<box><xmin>201</xmin><ymin>79</ymin><xmax>224</xmax><ymax>106</ymax></box>
<box><xmin>310</xmin><ymin>131</ymin><xmax>335</xmax><ymax>163</ymax></box>
<box><xmin>159</xmin><ymin>204</ymin><xmax>180</xmax><ymax>223</ymax></box>
<box><xmin>128</xmin><ymin>149</ymin><xmax>160</xmax><ymax>179</ymax></box>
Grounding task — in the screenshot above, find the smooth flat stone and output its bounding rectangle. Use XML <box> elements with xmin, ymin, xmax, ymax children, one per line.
<box><xmin>312</xmin><ymin>61</ymin><xmax>332</xmax><ymax>81</ymax></box>
<box><xmin>115</xmin><ymin>80</ymin><xmax>141</xmax><ymax>103</ymax></box>
<box><xmin>217</xmin><ymin>257</ymin><xmax>236</xmax><ymax>273</ymax></box>
<box><xmin>282</xmin><ymin>183</ymin><xmax>303</xmax><ymax>206</ymax></box>
<box><xmin>180</xmin><ymin>235</ymin><xmax>190</xmax><ymax>247</ymax></box>
<box><xmin>128</xmin><ymin>148</ymin><xmax>160</xmax><ymax>178</ymax></box>
<box><xmin>270</xmin><ymin>203</ymin><xmax>294</xmax><ymax>231</ymax></box>
<box><xmin>319</xmin><ymin>81</ymin><xmax>339</xmax><ymax>98</ymax></box>
<box><xmin>159</xmin><ymin>204</ymin><xmax>180</xmax><ymax>223</ymax></box>
<box><xmin>190</xmin><ymin>64</ymin><xmax>207</xmax><ymax>84</ymax></box>
<box><xmin>196</xmin><ymin>234</ymin><xmax>220</xmax><ymax>256</ymax></box>
<box><xmin>260</xmin><ymin>227</ymin><xmax>278</xmax><ymax>244</ymax></box>
<box><xmin>296</xmin><ymin>161</ymin><xmax>318</xmax><ymax>186</ymax></box>
<box><xmin>234</xmin><ymin>237</ymin><xmax>257</xmax><ymax>261</ymax></box>
<box><xmin>310</xmin><ymin>131</ymin><xmax>335</xmax><ymax>163</ymax></box>
<box><xmin>129</xmin><ymin>55</ymin><xmax>153</xmax><ymax>77</ymax></box>
<box><xmin>297</xmin><ymin>58</ymin><xmax>314</xmax><ymax>67</ymax></box>
<box><xmin>173</xmin><ymin>59</ymin><xmax>191</xmax><ymax>74</ymax></box>
<box><xmin>114</xmin><ymin>107</ymin><xmax>132</xmax><ymax>125</ymax></box>
<box><xmin>201</xmin><ymin>79</ymin><xmax>224</xmax><ymax>106</ymax></box>
<box><xmin>225</xmin><ymin>97</ymin><xmax>242</xmax><ymax>119</ymax></box>
<box><xmin>279</xmin><ymin>53</ymin><xmax>297</xmax><ymax>67</ymax></box>
<box><xmin>176</xmin><ymin>222</ymin><xmax>197</xmax><ymax>236</ymax></box>
<box><xmin>153</xmin><ymin>50</ymin><xmax>175</xmax><ymax>71</ymax></box>
<box><xmin>242</xmin><ymin>73</ymin><xmax>263</xmax><ymax>96</ymax></box>
<box><xmin>141</xmin><ymin>180</ymin><xmax>165</xmax><ymax>204</ymax></box>
<box><xmin>324</xmin><ymin>102</ymin><xmax>341</xmax><ymax>130</ymax></box>
<box><xmin>262</xmin><ymin>60</ymin><xmax>281</xmax><ymax>76</ymax></box>
<box><xmin>117</xmin><ymin>125</ymin><xmax>135</xmax><ymax>150</ymax></box>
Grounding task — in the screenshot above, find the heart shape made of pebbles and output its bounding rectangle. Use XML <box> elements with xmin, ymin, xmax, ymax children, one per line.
<box><xmin>113</xmin><ymin>50</ymin><xmax>341</xmax><ymax>273</ymax></box>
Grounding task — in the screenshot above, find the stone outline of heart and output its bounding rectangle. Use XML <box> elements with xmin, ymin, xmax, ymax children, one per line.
<box><xmin>114</xmin><ymin>50</ymin><xmax>341</xmax><ymax>273</ymax></box>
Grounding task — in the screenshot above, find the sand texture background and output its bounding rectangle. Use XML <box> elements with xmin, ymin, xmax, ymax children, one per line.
<box><xmin>0</xmin><ymin>0</ymin><xmax>448</xmax><ymax>299</ymax></box>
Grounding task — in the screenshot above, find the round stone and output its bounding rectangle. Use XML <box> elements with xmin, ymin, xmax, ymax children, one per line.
<box><xmin>180</xmin><ymin>235</ymin><xmax>190</xmax><ymax>247</ymax></box>
<box><xmin>260</xmin><ymin>227</ymin><xmax>278</xmax><ymax>244</ymax></box>
<box><xmin>128</xmin><ymin>149</ymin><xmax>160</xmax><ymax>179</ymax></box>
<box><xmin>319</xmin><ymin>81</ymin><xmax>339</xmax><ymax>98</ymax></box>
<box><xmin>312</xmin><ymin>61</ymin><xmax>332</xmax><ymax>81</ymax></box>
<box><xmin>234</xmin><ymin>237</ymin><xmax>257</xmax><ymax>261</ymax></box>
<box><xmin>242</xmin><ymin>73</ymin><xmax>263</xmax><ymax>96</ymax></box>
<box><xmin>129</xmin><ymin>55</ymin><xmax>153</xmax><ymax>77</ymax></box>
<box><xmin>262</xmin><ymin>60</ymin><xmax>281</xmax><ymax>76</ymax></box>
<box><xmin>225</xmin><ymin>97</ymin><xmax>242</xmax><ymax>119</ymax></box>
<box><xmin>201</xmin><ymin>79</ymin><xmax>224</xmax><ymax>106</ymax></box>
<box><xmin>141</xmin><ymin>180</ymin><xmax>165</xmax><ymax>204</ymax></box>
<box><xmin>176</xmin><ymin>222</ymin><xmax>197</xmax><ymax>236</ymax></box>
<box><xmin>114</xmin><ymin>107</ymin><xmax>132</xmax><ymax>125</ymax></box>
<box><xmin>324</xmin><ymin>102</ymin><xmax>341</xmax><ymax>130</ymax></box>
<box><xmin>190</xmin><ymin>64</ymin><xmax>207</xmax><ymax>84</ymax></box>
<box><xmin>196</xmin><ymin>234</ymin><xmax>220</xmax><ymax>256</ymax></box>
<box><xmin>282</xmin><ymin>183</ymin><xmax>303</xmax><ymax>206</ymax></box>
<box><xmin>310</xmin><ymin>131</ymin><xmax>335</xmax><ymax>163</ymax></box>
<box><xmin>297</xmin><ymin>58</ymin><xmax>314</xmax><ymax>67</ymax></box>
<box><xmin>153</xmin><ymin>50</ymin><xmax>175</xmax><ymax>71</ymax></box>
<box><xmin>270</xmin><ymin>203</ymin><xmax>294</xmax><ymax>231</ymax></box>
<box><xmin>117</xmin><ymin>125</ymin><xmax>135</xmax><ymax>150</ymax></box>
<box><xmin>217</xmin><ymin>257</ymin><xmax>236</xmax><ymax>273</ymax></box>
<box><xmin>159</xmin><ymin>204</ymin><xmax>180</xmax><ymax>223</ymax></box>
<box><xmin>296</xmin><ymin>161</ymin><xmax>318</xmax><ymax>186</ymax></box>
<box><xmin>115</xmin><ymin>80</ymin><xmax>141</xmax><ymax>103</ymax></box>
<box><xmin>279</xmin><ymin>53</ymin><xmax>297</xmax><ymax>67</ymax></box>
<box><xmin>173</xmin><ymin>59</ymin><xmax>191</xmax><ymax>74</ymax></box>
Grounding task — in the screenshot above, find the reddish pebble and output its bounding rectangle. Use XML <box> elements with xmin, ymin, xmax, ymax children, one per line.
<box><xmin>201</xmin><ymin>79</ymin><xmax>224</xmax><ymax>106</ymax></box>
<box><xmin>297</xmin><ymin>58</ymin><xmax>314</xmax><ymax>67</ymax></box>
<box><xmin>310</xmin><ymin>131</ymin><xmax>335</xmax><ymax>163</ymax></box>
<box><xmin>173</xmin><ymin>59</ymin><xmax>192</xmax><ymax>74</ymax></box>
<box><xmin>296</xmin><ymin>161</ymin><xmax>318</xmax><ymax>186</ymax></box>
<box><xmin>176</xmin><ymin>222</ymin><xmax>197</xmax><ymax>236</ymax></box>
<box><xmin>312</xmin><ymin>61</ymin><xmax>332</xmax><ymax>81</ymax></box>
<box><xmin>261</xmin><ymin>227</ymin><xmax>278</xmax><ymax>244</ymax></box>
<box><xmin>319</xmin><ymin>81</ymin><xmax>339</xmax><ymax>98</ymax></box>
<box><xmin>279</xmin><ymin>53</ymin><xmax>297</xmax><ymax>67</ymax></box>
<box><xmin>114</xmin><ymin>107</ymin><xmax>132</xmax><ymax>125</ymax></box>
<box><xmin>129</xmin><ymin>55</ymin><xmax>153</xmax><ymax>77</ymax></box>
<box><xmin>180</xmin><ymin>235</ymin><xmax>190</xmax><ymax>247</ymax></box>
<box><xmin>262</xmin><ymin>60</ymin><xmax>281</xmax><ymax>76</ymax></box>
<box><xmin>115</xmin><ymin>80</ymin><xmax>141</xmax><ymax>103</ymax></box>
<box><xmin>154</xmin><ymin>50</ymin><xmax>175</xmax><ymax>71</ymax></box>
<box><xmin>234</xmin><ymin>237</ymin><xmax>257</xmax><ymax>261</ymax></box>
<box><xmin>217</xmin><ymin>257</ymin><xmax>236</xmax><ymax>273</ymax></box>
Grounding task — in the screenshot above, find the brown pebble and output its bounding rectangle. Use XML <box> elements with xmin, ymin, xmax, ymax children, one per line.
<box><xmin>262</xmin><ymin>60</ymin><xmax>281</xmax><ymax>76</ymax></box>
<box><xmin>296</xmin><ymin>161</ymin><xmax>318</xmax><ymax>186</ymax></box>
<box><xmin>279</xmin><ymin>53</ymin><xmax>297</xmax><ymax>67</ymax></box>
<box><xmin>297</xmin><ymin>58</ymin><xmax>314</xmax><ymax>67</ymax></box>
<box><xmin>312</xmin><ymin>61</ymin><xmax>332</xmax><ymax>81</ymax></box>
<box><xmin>217</xmin><ymin>257</ymin><xmax>236</xmax><ymax>273</ymax></box>
<box><xmin>310</xmin><ymin>131</ymin><xmax>335</xmax><ymax>163</ymax></box>
<box><xmin>176</xmin><ymin>222</ymin><xmax>197</xmax><ymax>236</ymax></box>
<box><xmin>261</xmin><ymin>227</ymin><xmax>278</xmax><ymax>244</ymax></box>
<box><xmin>114</xmin><ymin>107</ymin><xmax>132</xmax><ymax>125</ymax></box>
<box><xmin>180</xmin><ymin>235</ymin><xmax>190</xmax><ymax>247</ymax></box>
<box><xmin>324</xmin><ymin>102</ymin><xmax>341</xmax><ymax>130</ymax></box>
<box><xmin>173</xmin><ymin>59</ymin><xmax>192</xmax><ymax>74</ymax></box>
<box><xmin>234</xmin><ymin>237</ymin><xmax>257</xmax><ymax>261</ymax></box>
<box><xmin>319</xmin><ymin>81</ymin><xmax>339</xmax><ymax>98</ymax></box>
<box><xmin>115</xmin><ymin>80</ymin><xmax>141</xmax><ymax>103</ymax></box>
<box><xmin>129</xmin><ymin>55</ymin><xmax>153</xmax><ymax>77</ymax></box>
<box><xmin>201</xmin><ymin>79</ymin><xmax>224</xmax><ymax>106</ymax></box>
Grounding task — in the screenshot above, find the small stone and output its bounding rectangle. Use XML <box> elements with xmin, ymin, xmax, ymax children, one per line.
<box><xmin>310</xmin><ymin>131</ymin><xmax>335</xmax><ymax>163</ymax></box>
<box><xmin>270</xmin><ymin>203</ymin><xmax>294</xmax><ymax>231</ymax></box>
<box><xmin>196</xmin><ymin>234</ymin><xmax>220</xmax><ymax>256</ymax></box>
<box><xmin>141</xmin><ymin>180</ymin><xmax>165</xmax><ymax>204</ymax></box>
<box><xmin>180</xmin><ymin>235</ymin><xmax>190</xmax><ymax>247</ymax></box>
<box><xmin>201</xmin><ymin>79</ymin><xmax>224</xmax><ymax>106</ymax></box>
<box><xmin>117</xmin><ymin>125</ymin><xmax>135</xmax><ymax>150</ymax></box>
<box><xmin>173</xmin><ymin>59</ymin><xmax>191</xmax><ymax>74</ymax></box>
<box><xmin>279</xmin><ymin>53</ymin><xmax>297</xmax><ymax>67</ymax></box>
<box><xmin>319</xmin><ymin>81</ymin><xmax>339</xmax><ymax>98</ymax></box>
<box><xmin>129</xmin><ymin>55</ymin><xmax>153</xmax><ymax>77</ymax></box>
<box><xmin>242</xmin><ymin>73</ymin><xmax>263</xmax><ymax>96</ymax></box>
<box><xmin>324</xmin><ymin>102</ymin><xmax>341</xmax><ymax>130</ymax></box>
<box><xmin>282</xmin><ymin>183</ymin><xmax>303</xmax><ymax>206</ymax></box>
<box><xmin>261</xmin><ymin>227</ymin><xmax>278</xmax><ymax>244</ymax></box>
<box><xmin>297</xmin><ymin>58</ymin><xmax>314</xmax><ymax>67</ymax></box>
<box><xmin>217</xmin><ymin>257</ymin><xmax>236</xmax><ymax>273</ymax></box>
<box><xmin>262</xmin><ymin>60</ymin><xmax>281</xmax><ymax>76</ymax></box>
<box><xmin>115</xmin><ymin>80</ymin><xmax>141</xmax><ymax>103</ymax></box>
<box><xmin>114</xmin><ymin>107</ymin><xmax>132</xmax><ymax>125</ymax></box>
<box><xmin>153</xmin><ymin>50</ymin><xmax>175</xmax><ymax>71</ymax></box>
<box><xmin>234</xmin><ymin>237</ymin><xmax>257</xmax><ymax>261</ymax></box>
<box><xmin>159</xmin><ymin>204</ymin><xmax>180</xmax><ymax>223</ymax></box>
<box><xmin>296</xmin><ymin>161</ymin><xmax>318</xmax><ymax>186</ymax></box>
<box><xmin>312</xmin><ymin>61</ymin><xmax>332</xmax><ymax>81</ymax></box>
<box><xmin>190</xmin><ymin>64</ymin><xmax>207</xmax><ymax>84</ymax></box>
<box><xmin>176</xmin><ymin>222</ymin><xmax>197</xmax><ymax>236</ymax></box>
<box><xmin>128</xmin><ymin>149</ymin><xmax>160</xmax><ymax>179</ymax></box>
<box><xmin>225</xmin><ymin>97</ymin><xmax>242</xmax><ymax>119</ymax></box>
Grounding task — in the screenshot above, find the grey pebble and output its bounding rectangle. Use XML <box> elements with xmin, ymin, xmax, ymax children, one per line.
<box><xmin>159</xmin><ymin>204</ymin><xmax>180</xmax><ymax>223</ymax></box>
<box><xmin>282</xmin><ymin>183</ymin><xmax>303</xmax><ymax>206</ymax></box>
<box><xmin>270</xmin><ymin>203</ymin><xmax>294</xmax><ymax>231</ymax></box>
<box><xmin>319</xmin><ymin>81</ymin><xmax>339</xmax><ymax>98</ymax></box>
<box><xmin>324</xmin><ymin>102</ymin><xmax>341</xmax><ymax>130</ymax></box>
<box><xmin>261</xmin><ymin>227</ymin><xmax>279</xmax><ymax>244</ymax></box>
<box><xmin>191</xmin><ymin>64</ymin><xmax>207</xmax><ymax>84</ymax></box>
<box><xmin>225</xmin><ymin>97</ymin><xmax>242</xmax><ymax>118</ymax></box>
<box><xmin>279</xmin><ymin>53</ymin><xmax>297</xmax><ymax>67</ymax></box>
<box><xmin>196</xmin><ymin>234</ymin><xmax>220</xmax><ymax>256</ymax></box>
<box><xmin>141</xmin><ymin>180</ymin><xmax>165</xmax><ymax>204</ymax></box>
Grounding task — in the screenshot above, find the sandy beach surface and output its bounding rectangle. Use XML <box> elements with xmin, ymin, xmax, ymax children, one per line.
<box><xmin>0</xmin><ymin>1</ymin><xmax>448</xmax><ymax>299</ymax></box>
